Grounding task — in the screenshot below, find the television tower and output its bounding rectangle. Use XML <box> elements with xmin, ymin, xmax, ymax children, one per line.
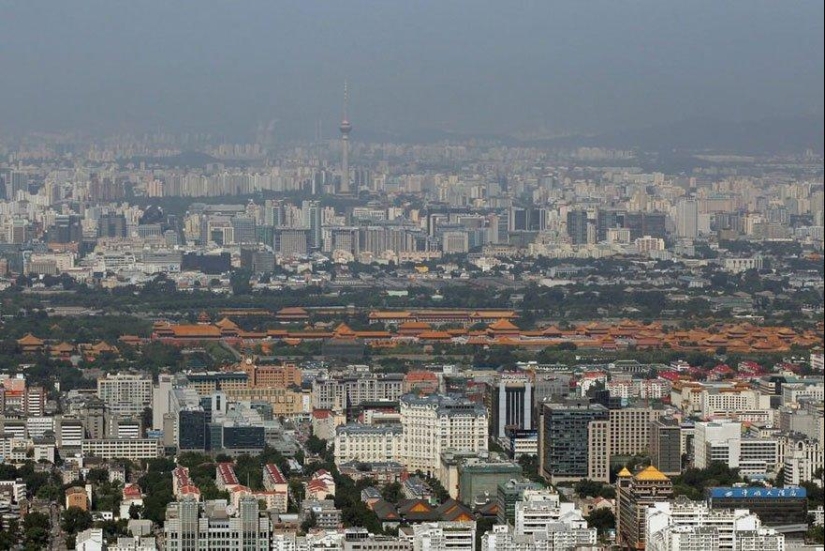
<box><xmin>339</xmin><ymin>81</ymin><xmax>352</xmax><ymax>195</ymax></box>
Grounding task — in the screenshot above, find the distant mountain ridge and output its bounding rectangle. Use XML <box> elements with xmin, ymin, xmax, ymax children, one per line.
<box><xmin>538</xmin><ymin>115</ymin><xmax>824</xmax><ymax>155</ymax></box>
<box><xmin>360</xmin><ymin>115</ymin><xmax>824</xmax><ymax>155</ymax></box>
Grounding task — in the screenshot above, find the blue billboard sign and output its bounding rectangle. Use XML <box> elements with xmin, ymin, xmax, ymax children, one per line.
<box><xmin>709</xmin><ymin>487</ymin><xmax>807</xmax><ymax>499</ymax></box>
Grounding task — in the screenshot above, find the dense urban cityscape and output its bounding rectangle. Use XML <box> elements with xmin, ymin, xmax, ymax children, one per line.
<box><xmin>0</xmin><ymin>3</ymin><xmax>823</xmax><ymax>551</ymax></box>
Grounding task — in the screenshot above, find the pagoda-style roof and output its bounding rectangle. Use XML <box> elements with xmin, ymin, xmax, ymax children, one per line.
<box><xmin>50</xmin><ymin>342</ymin><xmax>75</xmax><ymax>353</ymax></box>
<box><xmin>214</xmin><ymin>317</ymin><xmax>239</xmax><ymax>330</ymax></box>
<box><xmin>634</xmin><ymin>465</ymin><xmax>669</xmax><ymax>482</ymax></box>
<box><xmin>90</xmin><ymin>341</ymin><xmax>118</xmax><ymax>353</ymax></box>
<box><xmin>17</xmin><ymin>333</ymin><xmax>44</xmax><ymax>346</ymax></box>
<box><xmin>488</xmin><ymin>318</ymin><xmax>520</xmax><ymax>332</ymax></box>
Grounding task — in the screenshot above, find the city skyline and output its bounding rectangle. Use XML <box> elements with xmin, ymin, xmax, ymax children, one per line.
<box><xmin>0</xmin><ymin>3</ymin><xmax>822</xmax><ymax>551</ymax></box>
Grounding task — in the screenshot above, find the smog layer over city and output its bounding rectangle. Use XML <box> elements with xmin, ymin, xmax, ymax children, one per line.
<box><xmin>0</xmin><ymin>3</ymin><xmax>822</xmax><ymax>551</ymax></box>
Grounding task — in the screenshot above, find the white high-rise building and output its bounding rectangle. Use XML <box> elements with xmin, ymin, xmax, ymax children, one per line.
<box><xmin>480</xmin><ymin>491</ymin><xmax>596</xmax><ymax>551</ymax></box>
<box><xmin>646</xmin><ymin>499</ymin><xmax>784</xmax><ymax>551</ymax></box>
<box><xmin>784</xmin><ymin>438</ymin><xmax>823</xmax><ymax>486</ymax></box>
<box><xmin>152</xmin><ymin>373</ymin><xmax>174</xmax><ymax>431</ymax></box>
<box><xmin>694</xmin><ymin>420</ymin><xmax>742</xmax><ymax>469</ymax></box>
<box><xmin>676</xmin><ymin>198</ymin><xmax>699</xmax><ymax>238</ymax></box>
<box><xmin>399</xmin><ymin>394</ymin><xmax>488</xmax><ymax>476</ymax></box>
<box><xmin>334</xmin><ymin>394</ymin><xmax>488</xmax><ymax>477</ymax></box>
<box><xmin>693</xmin><ymin>420</ymin><xmax>780</xmax><ymax>476</ymax></box>
<box><xmin>409</xmin><ymin>522</ymin><xmax>475</xmax><ymax>551</ymax></box>
<box><xmin>164</xmin><ymin>497</ymin><xmax>271</xmax><ymax>551</ymax></box>
<box><xmin>97</xmin><ymin>373</ymin><xmax>152</xmax><ymax>417</ymax></box>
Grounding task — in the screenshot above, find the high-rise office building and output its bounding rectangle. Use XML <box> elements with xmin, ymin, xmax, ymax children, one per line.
<box><xmin>694</xmin><ymin>420</ymin><xmax>741</xmax><ymax>469</ymax></box>
<box><xmin>152</xmin><ymin>374</ymin><xmax>175</xmax><ymax>431</ymax></box>
<box><xmin>178</xmin><ymin>410</ymin><xmax>208</xmax><ymax>451</ymax></box>
<box><xmin>167</xmin><ymin>387</ymin><xmax>208</xmax><ymax>451</ymax></box>
<box><xmin>623</xmin><ymin>212</ymin><xmax>667</xmax><ymax>240</ymax></box>
<box><xmin>274</xmin><ymin>228</ymin><xmax>309</xmax><ymax>257</ymax></box>
<box><xmin>264</xmin><ymin>200</ymin><xmax>284</xmax><ymax>227</ymax></box>
<box><xmin>231</xmin><ymin>215</ymin><xmax>257</xmax><ymax>244</ymax></box>
<box><xmin>48</xmin><ymin>214</ymin><xmax>83</xmax><ymax>243</ymax></box>
<box><xmin>164</xmin><ymin>496</ymin><xmax>271</xmax><ymax>551</ymax></box>
<box><xmin>303</xmin><ymin>200</ymin><xmax>322</xmax><ymax>249</ymax></box>
<box><xmin>2</xmin><ymin>170</ymin><xmax>28</xmax><ymax>200</ymax></box>
<box><xmin>566</xmin><ymin>210</ymin><xmax>589</xmax><ymax>245</ymax></box>
<box><xmin>490</xmin><ymin>371</ymin><xmax>533</xmax><ymax>440</ymax></box>
<box><xmin>650</xmin><ymin>416</ymin><xmax>682</xmax><ymax>476</ymax></box>
<box><xmin>597</xmin><ymin>209</ymin><xmax>621</xmax><ymax>242</ymax></box>
<box><xmin>608</xmin><ymin>407</ymin><xmax>659</xmax><ymax>457</ymax></box>
<box><xmin>539</xmin><ymin>399</ymin><xmax>609</xmax><ymax>483</ymax></box>
<box><xmin>80</xmin><ymin>397</ymin><xmax>106</xmax><ymax>440</ymax></box>
<box><xmin>510</xmin><ymin>206</ymin><xmax>547</xmax><ymax>232</ymax></box>
<box><xmin>98</xmin><ymin>213</ymin><xmax>128</xmax><ymax>238</ymax></box>
<box><xmin>97</xmin><ymin>373</ymin><xmax>153</xmax><ymax>417</ymax></box>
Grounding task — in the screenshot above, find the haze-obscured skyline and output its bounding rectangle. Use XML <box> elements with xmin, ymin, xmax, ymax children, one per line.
<box><xmin>1</xmin><ymin>1</ymin><xmax>823</xmax><ymax>142</ymax></box>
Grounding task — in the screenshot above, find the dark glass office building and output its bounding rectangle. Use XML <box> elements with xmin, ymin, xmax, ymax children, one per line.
<box><xmin>223</xmin><ymin>426</ymin><xmax>265</xmax><ymax>452</ymax></box>
<box><xmin>178</xmin><ymin>410</ymin><xmax>208</xmax><ymax>451</ymax></box>
<box><xmin>540</xmin><ymin>399</ymin><xmax>608</xmax><ymax>480</ymax></box>
<box><xmin>650</xmin><ymin>416</ymin><xmax>682</xmax><ymax>476</ymax></box>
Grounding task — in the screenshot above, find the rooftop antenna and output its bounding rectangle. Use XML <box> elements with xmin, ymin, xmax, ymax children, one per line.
<box><xmin>343</xmin><ymin>79</ymin><xmax>349</xmax><ymax>121</ymax></box>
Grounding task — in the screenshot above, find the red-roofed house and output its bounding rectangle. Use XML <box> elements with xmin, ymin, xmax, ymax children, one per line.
<box><xmin>119</xmin><ymin>483</ymin><xmax>144</xmax><ymax>518</ymax></box>
<box><xmin>262</xmin><ymin>464</ymin><xmax>289</xmax><ymax>511</ymax></box>
<box><xmin>172</xmin><ymin>466</ymin><xmax>195</xmax><ymax>497</ymax></box>
<box><xmin>216</xmin><ymin>462</ymin><xmax>240</xmax><ymax>490</ymax></box>
<box><xmin>306</xmin><ymin>469</ymin><xmax>336</xmax><ymax>500</ymax></box>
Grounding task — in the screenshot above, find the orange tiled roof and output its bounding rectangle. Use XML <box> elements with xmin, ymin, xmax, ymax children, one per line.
<box><xmin>214</xmin><ymin>317</ymin><xmax>239</xmax><ymax>329</ymax></box>
<box><xmin>369</xmin><ymin>311</ymin><xmax>411</xmax><ymax>319</ymax></box>
<box><xmin>170</xmin><ymin>325</ymin><xmax>222</xmax><ymax>338</ymax></box>
<box><xmin>354</xmin><ymin>331</ymin><xmax>393</xmax><ymax>338</ymax></box>
<box><xmin>50</xmin><ymin>342</ymin><xmax>75</xmax><ymax>353</ymax></box>
<box><xmin>17</xmin><ymin>333</ymin><xmax>44</xmax><ymax>346</ymax></box>
<box><xmin>87</xmin><ymin>341</ymin><xmax>118</xmax><ymax>355</ymax></box>
<box><xmin>334</xmin><ymin>324</ymin><xmax>356</xmax><ymax>337</ymax></box>
<box><xmin>418</xmin><ymin>331</ymin><xmax>453</xmax><ymax>340</ymax></box>
<box><xmin>488</xmin><ymin>319</ymin><xmax>520</xmax><ymax>332</ymax></box>
<box><xmin>277</xmin><ymin>307</ymin><xmax>309</xmax><ymax>316</ymax></box>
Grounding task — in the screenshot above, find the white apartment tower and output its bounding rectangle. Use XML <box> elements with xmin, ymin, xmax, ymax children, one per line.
<box><xmin>97</xmin><ymin>373</ymin><xmax>152</xmax><ymax>417</ymax></box>
<box><xmin>676</xmin><ymin>198</ymin><xmax>699</xmax><ymax>238</ymax></box>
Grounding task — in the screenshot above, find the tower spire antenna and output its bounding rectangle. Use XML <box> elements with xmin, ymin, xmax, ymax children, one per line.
<box><xmin>338</xmin><ymin>80</ymin><xmax>353</xmax><ymax>195</ymax></box>
<box><xmin>343</xmin><ymin>80</ymin><xmax>349</xmax><ymax>121</ymax></box>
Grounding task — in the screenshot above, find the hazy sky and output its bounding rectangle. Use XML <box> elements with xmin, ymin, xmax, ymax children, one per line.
<box><xmin>0</xmin><ymin>1</ymin><xmax>822</xmax><ymax>140</ymax></box>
